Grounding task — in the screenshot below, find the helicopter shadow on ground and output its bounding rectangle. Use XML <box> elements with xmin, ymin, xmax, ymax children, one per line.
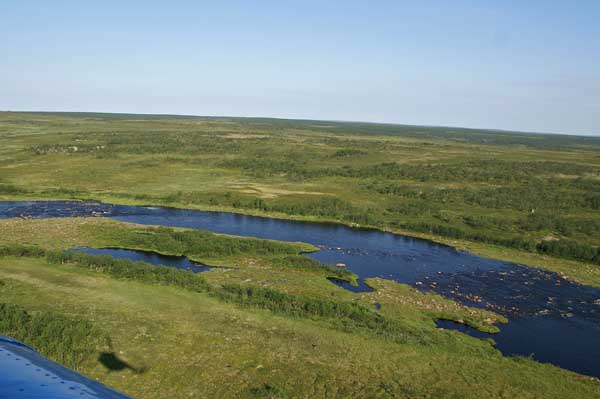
<box><xmin>98</xmin><ymin>352</ymin><xmax>148</xmax><ymax>374</ymax></box>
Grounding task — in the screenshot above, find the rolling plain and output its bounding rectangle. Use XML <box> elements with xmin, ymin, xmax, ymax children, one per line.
<box><xmin>1</xmin><ymin>112</ymin><xmax>599</xmax><ymax>398</ymax></box>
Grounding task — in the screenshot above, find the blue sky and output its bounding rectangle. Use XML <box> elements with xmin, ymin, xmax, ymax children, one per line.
<box><xmin>1</xmin><ymin>1</ymin><xmax>599</xmax><ymax>135</ymax></box>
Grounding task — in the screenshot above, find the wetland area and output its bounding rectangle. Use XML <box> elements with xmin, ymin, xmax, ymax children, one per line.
<box><xmin>2</xmin><ymin>112</ymin><xmax>600</xmax><ymax>398</ymax></box>
<box><xmin>2</xmin><ymin>200</ymin><xmax>599</xmax><ymax>378</ymax></box>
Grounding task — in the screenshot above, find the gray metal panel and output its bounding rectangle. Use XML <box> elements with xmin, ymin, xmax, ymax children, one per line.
<box><xmin>0</xmin><ymin>336</ymin><xmax>132</xmax><ymax>399</ymax></box>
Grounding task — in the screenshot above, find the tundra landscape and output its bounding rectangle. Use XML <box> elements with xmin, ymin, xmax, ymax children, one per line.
<box><xmin>0</xmin><ymin>112</ymin><xmax>599</xmax><ymax>398</ymax></box>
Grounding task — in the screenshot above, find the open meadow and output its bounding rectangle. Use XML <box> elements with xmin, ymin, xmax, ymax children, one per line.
<box><xmin>1</xmin><ymin>112</ymin><xmax>599</xmax><ymax>398</ymax></box>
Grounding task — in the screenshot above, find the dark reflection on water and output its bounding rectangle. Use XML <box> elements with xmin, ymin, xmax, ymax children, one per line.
<box><xmin>71</xmin><ymin>247</ymin><xmax>213</xmax><ymax>273</ymax></box>
<box><xmin>1</xmin><ymin>201</ymin><xmax>600</xmax><ymax>377</ymax></box>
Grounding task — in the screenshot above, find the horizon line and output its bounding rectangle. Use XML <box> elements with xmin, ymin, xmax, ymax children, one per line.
<box><xmin>2</xmin><ymin>109</ymin><xmax>599</xmax><ymax>138</ymax></box>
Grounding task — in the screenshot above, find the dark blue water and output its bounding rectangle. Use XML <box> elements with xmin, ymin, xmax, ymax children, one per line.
<box><xmin>1</xmin><ymin>200</ymin><xmax>599</xmax><ymax>378</ymax></box>
<box><xmin>71</xmin><ymin>247</ymin><xmax>214</xmax><ymax>273</ymax></box>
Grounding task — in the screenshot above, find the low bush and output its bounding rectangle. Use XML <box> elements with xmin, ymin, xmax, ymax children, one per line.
<box><xmin>213</xmin><ymin>284</ymin><xmax>421</xmax><ymax>344</ymax></box>
<box><xmin>46</xmin><ymin>250</ymin><xmax>210</xmax><ymax>292</ymax></box>
<box><xmin>0</xmin><ymin>245</ymin><xmax>210</xmax><ymax>292</ymax></box>
<box><xmin>537</xmin><ymin>239</ymin><xmax>600</xmax><ymax>264</ymax></box>
<box><xmin>0</xmin><ymin>303</ymin><xmax>107</xmax><ymax>369</ymax></box>
<box><xmin>270</xmin><ymin>255</ymin><xmax>357</xmax><ymax>282</ymax></box>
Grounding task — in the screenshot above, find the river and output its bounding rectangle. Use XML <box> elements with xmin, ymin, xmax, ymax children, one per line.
<box><xmin>1</xmin><ymin>200</ymin><xmax>598</xmax><ymax>377</ymax></box>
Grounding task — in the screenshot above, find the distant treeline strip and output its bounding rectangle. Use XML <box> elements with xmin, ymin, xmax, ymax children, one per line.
<box><xmin>403</xmin><ymin>222</ymin><xmax>600</xmax><ymax>265</ymax></box>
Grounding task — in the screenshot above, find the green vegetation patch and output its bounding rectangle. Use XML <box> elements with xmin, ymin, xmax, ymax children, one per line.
<box><xmin>0</xmin><ymin>247</ymin><xmax>598</xmax><ymax>398</ymax></box>
<box><xmin>0</xmin><ymin>302</ymin><xmax>109</xmax><ymax>370</ymax></box>
<box><xmin>2</xmin><ymin>112</ymin><xmax>600</xmax><ymax>397</ymax></box>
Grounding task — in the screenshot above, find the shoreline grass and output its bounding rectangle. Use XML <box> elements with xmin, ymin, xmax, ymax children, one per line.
<box><xmin>2</xmin><ymin>192</ymin><xmax>599</xmax><ymax>288</ymax></box>
<box><xmin>2</xmin><ymin>112</ymin><xmax>600</xmax><ymax>397</ymax></box>
<box><xmin>0</xmin><ymin>256</ymin><xmax>597</xmax><ymax>398</ymax></box>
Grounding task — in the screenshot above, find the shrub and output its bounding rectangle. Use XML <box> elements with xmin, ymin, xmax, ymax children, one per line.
<box><xmin>46</xmin><ymin>250</ymin><xmax>210</xmax><ymax>292</ymax></box>
<box><xmin>270</xmin><ymin>255</ymin><xmax>357</xmax><ymax>282</ymax></box>
<box><xmin>537</xmin><ymin>239</ymin><xmax>600</xmax><ymax>264</ymax></box>
<box><xmin>213</xmin><ymin>284</ymin><xmax>421</xmax><ymax>344</ymax></box>
<box><xmin>0</xmin><ymin>303</ymin><xmax>108</xmax><ymax>370</ymax></box>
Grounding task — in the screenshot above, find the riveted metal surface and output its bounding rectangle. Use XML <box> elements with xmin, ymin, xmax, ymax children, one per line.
<box><xmin>0</xmin><ymin>336</ymin><xmax>132</xmax><ymax>399</ymax></box>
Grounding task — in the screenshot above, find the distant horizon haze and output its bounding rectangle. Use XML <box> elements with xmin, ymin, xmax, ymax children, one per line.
<box><xmin>1</xmin><ymin>1</ymin><xmax>599</xmax><ymax>136</ymax></box>
<box><xmin>3</xmin><ymin>109</ymin><xmax>598</xmax><ymax>138</ymax></box>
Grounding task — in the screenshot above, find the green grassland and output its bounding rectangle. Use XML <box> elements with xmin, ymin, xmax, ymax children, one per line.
<box><xmin>1</xmin><ymin>111</ymin><xmax>599</xmax><ymax>285</ymax></box>
<box><xmin>0</xmin><ymin>218</ymin><xmax>598</xmax><ymax>398</ymax></box>
<box><xmin>1</xmin><ymin>112</ymin><xmax>600</xmax><ymax>398</ymax></box>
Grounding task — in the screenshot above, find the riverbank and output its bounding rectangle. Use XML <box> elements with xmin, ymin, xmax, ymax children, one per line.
<box><xmin>3</xmin><ymin>192</ymin><xmax>599</xmax><ymax>288</ymax></box>
<box><xmin>3</xmin><ymin>201</ymin><xmax>600</xmax><ymax>378</ymax></box>
<box><xmin>2</xmin><ymin>113</ymin><xmax>600</xmax><ymax>396</ymax></box>
<box><xmin>1</xmin><ymin>254</ymin><xmax>598</xmax><ymax>398</ymax></box>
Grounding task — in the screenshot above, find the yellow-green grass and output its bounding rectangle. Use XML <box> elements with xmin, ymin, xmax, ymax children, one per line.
<box><xmin>1</xmin><ymin>258</ymin><xmax>598</xmax><ymax>399</ymax></box>
<box><xmin>1</xmin><ymin>112</ymin><xmax>600</xmax><ymax>397</ymax></box>
<box><xmin>1</xmin><ymin>111</ymin><xmax>599</xmax><ymax>288</ymax></box>
<box><xmin>0</xmin><ymin>217</ymin><xmax>501</xmax><ymax>328</ymax></box>
<box><xmin>4</xmin><ymin>190</ymin><xmax>599</xmax><ymax>288</ymax></box>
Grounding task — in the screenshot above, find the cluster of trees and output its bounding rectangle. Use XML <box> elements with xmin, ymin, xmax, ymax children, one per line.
<box><xmin>0</xmin><ymin>238</ymin><xmax>357</xmax><ymax>299</ymax></box>
<box><xmin>94</xmin><ymin>226</ymin><xmax>359</xmax><ymax>281</ymax></box>
<box><xmin>462</xmin><ymin>184</ymin><xmax>586</xmax><ymax>212</ymax></box>
<box><xmin>216</xmin><ymin>158</ymin><xmax>597</xmax><ymax>186</ymax></box>
<box><xmin>46</xmin><ymin>250</ymin><xmax>211</xmax><ymax>292</ymax></box>
<box><xmin>159</xmin><ymin>191</ymin><xmax>379</xmax><ymax>226</ymax></box>
<box><xmin>0</xmin><ymin>245</ymin><xmax>210</xmax><ymax>292</ymax></box>
<box><xmin>518</xmin><ymin>213</ymin><xmax>577</xmax><ymax>236</ymax></box>
<box><xmin>385</xmin><ymin>200</ymin><xmax>440</xmax><ymax>218</ymax></box>
<box><xmin>270</xmin><ymin>255</ymin><xmax>357</xmax><ymax>283</ymax></box>
<box><xmin>101</xmin><ymin>131</ymin><xmax>247</xmax><ymax>155</ymax></box>
<box><xmin>30</xmin><ymin>129</ymin><xmax>276</xmax><ymax>157</ymax></box>
<box><xmin>0</xmin><ymin>245</ymin><xmax>46</xmax><ymax>257</ymax></box>
<box><xmin>0</xmin><ymin>183</ymin><xmax>29</xmax><ymax>195</ymax></box>
<box><xmin>537</xmin><ymin>239</ymin><xmax>600</xmax><ymax>264</ymax></box>
<box><xmin>216</xmin><ymin>158</ymin><xmax>598</xmax><ymax>193</ymax></box>
<box><xmin>259</xmin><ymin>196</ymin><xmax>377</xmax><ymax>225</ymax></box>
<box><xmin>113</xmin><ymin>226</ymin><xmax>303</xmax><ymax>258</ymax></box>
<box><xmin>332</xmin><ymin>148</ymin><xmax>368</xmax><ymax>158</ymax></box>
<box><xmin>0</xmin><ymin>183</ymin><xmax>87</xmax><ymax>198</ymax></box>
<box><xmin>0</xmin><ymin>303</ymin><xmax>107</xmax><ymax>369</ymax></box>
<box><xmin>401</xmin><ymin>221</ymin><xmax>600</xmax><ymax>265</ymax></box>
<box><xmin>220</xmin><ymin>158</ymin><xmax>315</xmax><ymax>180</ymax></box>
<box><xmin>346</xmin><ymin>160</ymin><xmax>595</xmax><ymax>183</ymax></box>
<box><xmin>368</xmin><ymin>179</ymin><xmax>594</xmax><ymax>212</ymax></box>
<box><xmin>214</xmin><ymin>284</ymin><xmax>421</xmax><ymax>345</ymax></box>
<box><xmin>0</xmin><ymin>243</ymin><xmax>356</xmax><ymax>298</ymax></box>
<box><xmin>462</xmin><ymin>215</ymin><xmax>514</xmax><ymax>230</ymax></box>
<box><xmin>401</xmin><ymin>222</ymin><xmax>538</xmax><ymax>252</ymax></box>
<box><xmin>572</xmin><ymin>177</ymin><xmax>600</xmax><ymax>192</ymax></box>
<box><xmin>219</xmin><ymin>149</ymin><xmax>335</xmax><ymax>180</ymax></box>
